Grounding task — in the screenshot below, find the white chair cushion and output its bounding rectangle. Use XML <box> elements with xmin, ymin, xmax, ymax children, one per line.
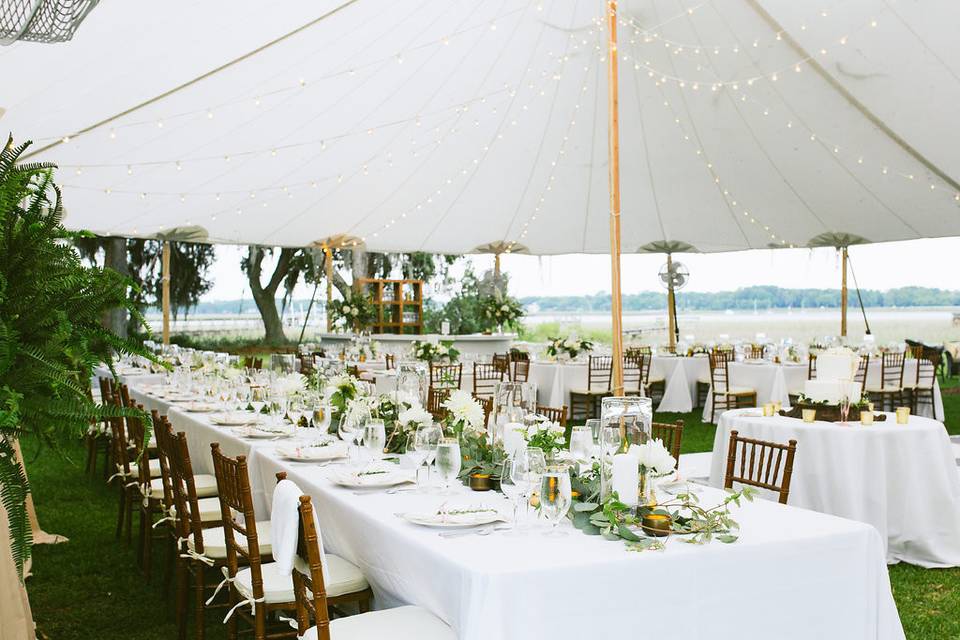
<box><xmin>719</xmin><ymin>386</ymin><xmax>754</xmax><ymax>395</ymax></box>
<box><xmin>131</xmin><ymin>458</ymin><xmax>162</xmax><ymax>478</ymax></box>
<box><xmin>235</xmin><ymin>554</ymin><xmax>367</xmax><ymax>605</ymax></box>
<box><xmin>147</xmin><ymin>474</ymin><xmax>217</xmax><ymax>500</ymax></box>
<box><xmin>324</xmin><ymin>553</ymin><xmax>369</xmax><ymax>597</ymax></box>
<box><xmin>865</xmin><ymin>385</ymin><xmax>901</xmax><ymax>393</ymax></box>
<box><xmin>187</xmin><ymin>521</ymin><xmax>272</xmax><ymax>559</ymax></box>
<box><xmin>301</xmin><ymin>605</ymin><xmax>456</xmax><ymax>640</ymax></box>
<box><xmin>173</xmin><ymin>496</ymin><xmax>223</xmax><ymax>523</ymax></box>
<box><xmin>647</xmin><ymin>376</ymin><xmax>665</xmax><ymax>384</ymax></box>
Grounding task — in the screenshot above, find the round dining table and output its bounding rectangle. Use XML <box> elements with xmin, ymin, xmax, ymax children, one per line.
<box><xmin>710</xmin><ymin>408</ymin><xmax>960</xmax><ymax>568</ymax></box>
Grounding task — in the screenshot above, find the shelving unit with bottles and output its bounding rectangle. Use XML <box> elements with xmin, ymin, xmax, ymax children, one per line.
<box><xmin>359</xmin><ymin>278</ymin><xmax>424</xmax><ymax>335</ymax></box>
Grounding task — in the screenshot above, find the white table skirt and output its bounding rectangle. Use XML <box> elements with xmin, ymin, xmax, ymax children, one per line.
<box><xmin>710</xmin><ymin>409</ymin><xmax>960</xmax><ymax>568</ymax></box>
<box><xmin>529</xmin><ymin>357</ymin><xmax>709</xmax><ymax>412</ymax></box>
<box><xmin>118</xmin><ymin>379</ymin><xmax>904</xmax><ymax>640</ymax></box>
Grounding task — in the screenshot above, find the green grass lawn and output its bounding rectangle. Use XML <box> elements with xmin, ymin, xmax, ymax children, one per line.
<box><xmin>21</xmin><ymin>379</ymin><xmax>960</xmax><ymax>639</ymax></box>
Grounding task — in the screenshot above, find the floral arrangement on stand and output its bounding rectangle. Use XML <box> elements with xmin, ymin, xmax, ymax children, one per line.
<box><xmin>412</xmin><ymin>340</ymin><xmax>460</xmax><ymax>363</ymax></box>
<box><xmin>545</xmin><ymin>336</ymin><xmax>593</xmax><ymax>360</ymax></box>
<box><xmin>478</xmin><ymin>294</ymin><xmax>525</xmax><ymax>333</ymax></box>
<box><xmin>327</xmin><ymin>291</ymin><xmax>377</xmax><ymax>332</ymax></box>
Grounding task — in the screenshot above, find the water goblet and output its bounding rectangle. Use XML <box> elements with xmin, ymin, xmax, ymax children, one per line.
<box><xmin>540</xmin><ymin>466</ymin><xmax>572</xmax><ymax>536</ymax></box>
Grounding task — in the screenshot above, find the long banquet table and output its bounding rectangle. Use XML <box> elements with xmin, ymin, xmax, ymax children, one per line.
<box><xmin>103</xmin><ymin>374</ymin><xmax>907</xmax><ymax>640</ymax></box>
<box><xmin>710</xmin><ymin>409</ymin><xmax>960</xmax><ymax>568</ymax></box>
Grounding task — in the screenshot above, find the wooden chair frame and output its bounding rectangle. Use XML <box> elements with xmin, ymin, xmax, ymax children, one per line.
<box><xmin>708</xmin><ymin>353</ymin><xmax>756</xmax><ymax>423</ymax></box>
<box><xmin>536</xmin><ymin>404</ymin><xmax>568</xmax><ymax>427</ymax></box>
<box><xmin>429</xmin><ymin>362</ymin><xmax>463</xmax><ymax>390</ymax></box>
<box><xmin>868</xmin><ymin>352</ymin><xmax>905</xmax><ymax>411</ymax></box>
<box><xmin>569</xmin><ymin>355</ymin><xmax>613</xmax><ymax>421</ymax></box>
<box><xmin>651</xmin><ymin>420</ymin><xmax>684</xmax><ymax>461</ymax></box>
<box><xmin>472</xmin><ymin>362</ymin><xmax>504</xmax><ymax>399</ymax></box>
<box><xmin>724</xmin><ymin>430</ymin><xmax>797</xmax><ymax>504</ymax></box>
<box><xmin>511</xmin><ymin>358</ymin><xmax>530</xmax><ymax>383</ymax></box>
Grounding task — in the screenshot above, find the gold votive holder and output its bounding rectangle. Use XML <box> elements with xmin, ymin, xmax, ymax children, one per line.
<box><xmin>860</xmin><ymin>411</ymin><xmax>874</xmax><ymax>426</ymax></box>
<box><xmin>468</xmin><ymin>473</ymin><xmax>492</xmax><ymax>492</ymax></box>
<box><xmin>895</xmin><ymin>407</ymin><xmax>910</xmax><ymax>425</ymax></box>
<box><xmin>802</xmin><ymin>409</ymin><xmax>817</xmax><ymax>423</ymax></box>
<box><xmin>641</xmin><ymin>513</ymin><xmax>673</xmax><ymax>537</ymax></box>
<box><xmin>773</xmin><ymin>401</ymin><xmax>782</xmax><ymax>413</ymax></box>
<box><xmin>762</xmin><ymin>403</ymin><xmax>775</xmax><ymax>417</ymax></box>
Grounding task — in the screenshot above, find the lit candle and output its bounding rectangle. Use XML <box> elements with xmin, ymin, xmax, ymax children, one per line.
<box><xmin>895</xmin><ymin>407</ymin><xmax>910</xmax><ymax>425</ymax></box>
<box><xmin>802</xmin><ymin>409</ymin><xmax>816</xmax><ymax>423</ymax></box>
<box><xmin>612</xmin><ymin>453</ymin><xmax>639</xmax><ymax>507</ymax></box>
<box><xmin>860</xmin><ymin>411</ymin><xmax>874</xmax><ymax>426</ymax></box>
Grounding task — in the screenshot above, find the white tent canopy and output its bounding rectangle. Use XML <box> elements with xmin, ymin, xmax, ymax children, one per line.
<box><xmin>1</xmin><ymin>0</ymin><xmax>958</xmax><ymax>254</ymax></box>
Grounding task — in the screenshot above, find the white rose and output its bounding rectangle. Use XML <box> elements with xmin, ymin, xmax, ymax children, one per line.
<box><xmin>398</xmin><ymin>405</ymin><xmax>433</xmax><ymax>428</ymax></box>
<box><xmin>501</xmin><ymin>304</ymin><xmax>509</xmax><ymax>312</ymax></box>
<box><xmin>342</xmin><ymin>305</ymin><xmax>351</xmax><ymax>313</ymax></box>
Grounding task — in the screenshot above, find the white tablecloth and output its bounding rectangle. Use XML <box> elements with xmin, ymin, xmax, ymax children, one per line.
<box><xmin>529</xmin><ymin>356</ymin><xmax>709</xmax><ymax>412</ymax></box>
<box><xmin>710</xmin><ymin>409</ymin><xmax>960</xmax><ymax>568</ymax></box>
<box><xmin>119</xmin><ymin>379</ymin><xmax>904</xmax><ymax>640</ymax></box>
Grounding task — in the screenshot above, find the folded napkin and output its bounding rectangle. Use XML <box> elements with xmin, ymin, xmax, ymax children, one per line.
<box><xmin>270</xmin><ymin>480</ymin><xmax>328</xmax><ymax>582</ymax></box>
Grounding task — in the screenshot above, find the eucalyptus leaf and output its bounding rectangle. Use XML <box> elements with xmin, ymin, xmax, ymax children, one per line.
<box><xmin>573</xmin><ymin>501</ymin><xmax>599</xmax><ymax>512</ymax></box>
<box><xmin>617</xmin><ymin>524</ymin><xmax>643</xmax><ymax>542</ymax></box>
<box><xmin>717</xmin><ymin>534</ymin><xmax>739</xmax><ymax>544</ymax></box>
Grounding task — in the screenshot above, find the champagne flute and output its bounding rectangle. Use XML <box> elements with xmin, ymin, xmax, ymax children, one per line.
<box><xmin>839</xmin><ymin>395</ymin><xmax>851</xmax><ymax>425</ymax></box>
<box><xmin>250</xmin><ymin>386</ymin><xmax>268</xmax><ymax>415</ymax></box>
<box><xmin>540</xmin><ymin>466</ymin><xmax>572</xmax><ymax>536</ymax></box>
<box><xmin>435</xmin><ymin>437</ymin><xmax>462</xmax><ymax>494</ymax></box>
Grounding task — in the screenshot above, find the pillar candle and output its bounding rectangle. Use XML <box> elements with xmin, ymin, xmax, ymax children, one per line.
<box><xmin>611</xmin><ymin>453</ymin><xmax>639</xmax><ymax>507</ymax></box>
<box><xmin>503</xmin><ymin>423</ymin><xmax>526</xmax><ymax>456</ymax></box>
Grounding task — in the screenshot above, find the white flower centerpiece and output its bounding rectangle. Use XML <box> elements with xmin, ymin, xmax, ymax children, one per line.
<box><xmin>627</xmin><ymin>438</ymin><xmax>677</xmax><ymax>505</ymax></box>
<box><xmin>545</xmin><ymin>335</ymin><xmax>593</xmax><ymax>362</ymax></box>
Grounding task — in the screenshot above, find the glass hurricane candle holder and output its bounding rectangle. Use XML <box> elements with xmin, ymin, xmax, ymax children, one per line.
<box><xmin>599</xmin><ymin>396</ymin><xmax>652</xmax><ymax>502</ymax></box>
<box><xmin>895</xmin><ymin>406</ymin><xmax>911</xmax><ymax>425</ymax></box>
<box><xmin>492</xmin><ymin>381</ymin><xmax>537</xmax><ymax>445</ymax></box>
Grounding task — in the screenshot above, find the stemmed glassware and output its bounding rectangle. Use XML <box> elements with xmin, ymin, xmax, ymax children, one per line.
<box><xmin>406</xmin><ymin>423</ymin><xmax>442</xmax><ymax>491</ymax></box>
<box><xmin>363</xmin><ymin>419</ymin><xmax>386</xmax><ymax>461</ymax></box>
<box><xmin>500</xmin><ymin>457</ymin><xmax>527</xmax><ymax>534</ymax></box>
<box><xmin>569</xmin><ymin>426</ymin><xmax>594</xmax><ymax>471</ymax></box>
<box><xmin>434</xmin><ymin>437</ymin><xmax>462</xmax><ymax>494</ymax></box>
<box><xmin>539</xmin><ymin>466</ymin><xmax>572</xmax><ymax>536</ymax></box>
<box><xmin>250</xmin><ymin>386</ymin><xmax>268</xmax><ymax>416</ymax></box>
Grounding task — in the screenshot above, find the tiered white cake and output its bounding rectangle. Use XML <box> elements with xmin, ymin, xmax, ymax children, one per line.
<box><xmin>804</xmin><ymin>347</ymin><xmax>862</xmax><ymax>403</ymax></box>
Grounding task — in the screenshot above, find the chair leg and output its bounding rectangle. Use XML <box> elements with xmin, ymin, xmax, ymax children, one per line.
<box><xmin>163</xmin><ymin>531</ymin><xmax>175</xmax><ymax>597</ymax></box>
<box><xmin>115</xmin><ymin>485</ymin><xmax>126</xmax><ymax>539</ymax></box>
<box><xmin>176</xmin><ymin>559</ymin><xmax>189</xmax><ymax>640</ymax></box>
<box><xmin>226</xmin><ymin>584</ymin><xmax>239</xmax><ymax>640</ymax></box>
<box><xmin>194</xmin><ymin>564</ymin><xmax>206</xmax><ymax>640</ymax></box>
<box><xmin>359</xmin><ymin>593</ymin><xmax>371</xmax><ymax>613</ymax></box>
<box><xmin>142</xmin><ymin>504</ymin><xmax>155</xmax><ymax>582</ymax></box>
<box><xmin>125</xmin><ymin>490</ymin><xmax>134</xmax><ymax>546</ymax></box>
<box><xmin>254</xmin><ymin>602</ymin><xmax>266</xmax><ymax>640</ymax></box>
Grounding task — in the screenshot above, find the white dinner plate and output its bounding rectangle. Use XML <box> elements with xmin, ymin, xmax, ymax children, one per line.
<box><xmin>330</xmin><ymin>464</ymin><xmax>413</xmax><ymax>488</ymax></box>
<box><xmin>275</xmin><ymin>442</ymin><xmax>347</xmax><ymax>462</ymax></box>
<box><xmin>210</xmin><ymin>412</ymin><xmax>260</xmax><ymax>426</ymax></box>
<box><xmin>238</xmin><ymin>426</ymin><xmax>292</xmax><ymax>439</ymax></box>
<box><xmin>400</xmin><ymin>508</ymin><xmax>503</xmax><ymax>529</ymax></box>
<box><xmin>182</xmin><ymin>402</ymin><xmax>219</xmax><ymax>413</ymax></box>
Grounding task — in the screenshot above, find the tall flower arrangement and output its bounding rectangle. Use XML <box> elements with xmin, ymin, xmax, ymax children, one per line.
<box><xmin>327</xmin><ymin>290</ymin><xmax>377</xmax><ymax>332</ymax></box>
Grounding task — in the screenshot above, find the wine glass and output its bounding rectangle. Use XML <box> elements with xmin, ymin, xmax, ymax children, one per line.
<box><xmin>270</xmin><ymin>392</ymin><xmax>289</xmax><ymax>427</ymax></box>
<box><xmin>338</xmin><ymin>408</ymin><xmax>363</xmax><ymax>461</ymax></box>
<box><xmin>363</xmin><ymin>419</ymin><xmax>386</xmax><ymax>461</ymax></box>
<box><xmin>540</xmin><ymin>466</ymin><xmax>572</xmax><ymax>536</ymax></box>
<box><xmin>312</xmin><ymin>404</ymin><xmax>332</xmax><ymax>433</ymax></box>
<box><xmin>406</xmin><ymin>424</ymin><xmax>436</xmax><ymax>490</ymax></box>
<box><xmin>585</xmin><ymin>418</ymin><xmax>601</xmax><ymax>444</ymax></box>
<box><xmin>500</xmin><ymin>457</ymin><xmax>527</xmax><ymax>534</ymax></box>
<box><xmin>435</xmin><ymin>437</ymin><xmax>462</xmax><ymax>494</ymax></box>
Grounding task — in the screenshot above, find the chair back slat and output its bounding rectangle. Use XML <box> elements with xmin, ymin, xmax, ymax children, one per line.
<box><xmin>881</xmin><ymin>352</ymin><xmax>905</xmax><ymax>389</ymax></box>
<box><xmin>511</xmin><ymin>359</ymin><xmax>530</xmax><ymax>382</ymax></box>
<box><xmin>854</xmin><ymin>354</ymin><xmax>870</xmax><ymax>395</ymax></box>
<box><xmin>429</xmin><ymin>362</ymin><xmax>463</xmax><ymax>390</ymax></box>
<box><xmin>427</xmin><ymin>387</ymin><xmax>450</xmax><ymax>421</ymax></box>
<box><xmin>492</xmin><ymin>354</ymin><xmax>511</xmax><ymax>380</ymax></box>
<box><xmin>168</xmin><ymin>431</ymin><xmax>211</xmax><ymax>551</ymax></box>
<box><xmin>536</xmin><ymin>405</ymin><xmax>568</xmax><ymax>426</ymax></box>
<box><xmin>807</xmin><ymin>354</ymin><xmax>817</xmax><ymax>380</ymax></box>
<box><xmin>472</xmin><ymin>362</ymin><xmax>504</xmax><ymax>399</ymax></box>
<box><xmin>709</xmin><ymin>353</ymin><xmax>732</xmax><ymax>392</ymax></box>
<box><xmin>587</xmin><ymin>355</ymin><xmax>613</xmax><ymax>392</ymax></box>
<box><xmin>622</xmin><ymin>354</ymin><xmax>644</xmax><ymax>394</ymax></box>
<box><xmin>724</xmin><ymin>430</ymin><xmax>798</xmax><ymax>504</ymax></box>
<box><xmin>651</xmin><ymin>420</ymin><xmax>684</xmax><ymax>460</ymax></box>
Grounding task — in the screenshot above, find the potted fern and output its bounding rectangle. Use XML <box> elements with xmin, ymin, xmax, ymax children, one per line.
<box><xmin>0</xmin><ymin>137</ymin><xmax>153</xmax><ymax>584</ymax></box>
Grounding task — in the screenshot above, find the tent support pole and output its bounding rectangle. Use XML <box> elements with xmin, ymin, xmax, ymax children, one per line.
<box><xmin>840</xmin><ymin>247</ymin><xmax>848</xmax><ymax>338</ymax></box>
<box><xmin>325</xmin><ymin>246</ymin><xmax>334</xmax><ymax>332</ymax></box>
<box><xmin>494</xmin><ymin>253</ymin><xmax>501</xmax><ymax>281</ymax></box>
<box><xmin>667</xmin><ymin>253</ymin><xmax>677</xmax><ymax>352</ymax></box>
<box><xmin>162</xmin><ymin>241</ymin><xmax>171</xmax><ymax>345</ymax></box>
<box><xmin>606</xmin><ymin>0</ymin><xmax>624</xmax><ymax>395</ymax></box>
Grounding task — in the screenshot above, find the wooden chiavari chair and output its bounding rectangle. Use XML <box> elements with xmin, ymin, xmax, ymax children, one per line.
<box><xmin>708</xmin><ymin>352</ymin><xmax>757</xmax><ymax>423</ymax></box>
<box><xmin>569</xmin><ymin>355</ymin><xmax>613</xmax><ymax>421</ymax></box>
<box><xmin>209</xmin><ymin>444</ymin><xmax>309</xmax><ymax>640</ymax></box>
<box><xmin>907</xmin><ymin>347</ymin><xmax>940</xmax><ymax>420</ymax></box>
<box><xmin>472</xmin><ymin>362</ymin><xmax>504</xmax><ymax>399</ymax></box>
<box><xmin>243</xmin><ymin>357</ymin><xmax>263</xmax><ymax>370</ymax></box>
<box><xmin>169</xmin><ymin>431</ymin><xmax>267</xmax><ymax>640</ymax></box>
<box><xmin>807</xmin><ymin>354</ymin><xmax>818</xmax><ymax>380</ymax></box>
<box><xmin>472</xmin><ymin>394</ymin><xmax>493</xmax><ymax>427</ymax></box>
<box><xmin>724</xmin><ymin>430</ymin><xmax>798</xmax><ymax>504</ymax></box>
<box><xmin>509</xmin><ymin>349</ymin><xmax>530</xmax><ymax>362</ymax></box>
<box><xmin>427</xmin><ymin>387</ymin><xmax>451</xmax><ymax>422</ymax></box>
<box><xmin>866</xmin><ymin>352</ymin><xmax>906</xmax><ymax>411</ymax></box>
<box><xmin>384</xmin><ymin>353</ymin><xmax>396</xmax><ymax>370</ymax></box>
<box><xmin>854</xmin><ymin>354</ymin><xmax>870</xmax><ymax>398</ymax></box>
<box><xmin>106</xmin><ymin>390</ymin><xmax>158</xmax><ymax>546</ymax></box>
<box><xmin>88</xmin><ymin>377</ymin><xmax>115</xmax><ymax>478</ymax></box>
<box><xmin>697</xmin><ymin>348</ymin><xmax>731</xmax><ymax>408</ymax></box>
<box><xmin>625</xmin><ymin>345</ymin><xmax>652</xmax><ymax>357</ymax></box>
<box><xmin>290</xmin><ymin>495</ymin><xmax>456</xmax><ymax>640</ymax></box>
<box><xmin>429</xmin><ymin>362</ymin><xmax>463</xmax><ymax>390</ymax></box>
<box><xmin>651</xmin><ymin>420</ymin><xmax>684</xmax><ymax>461</ymax></box>
<box><xmin>511</xmin><ymin>358</ymin><xmax>530</xmax><ymax>383</ymax></box>
<box><xmin>622</xmin><ymin>354</ymin><xmax>644</xmax><ymax>396</ymax></box>
<box><xmin>492</xmin><ymin>353</ymin><xmax>511</xmax><ymax>380</ymax></box>
<box><xmin>535</xmin><ymin>404</ymin><xmax>567</xmax><ymax>427</ymax></box>
<box><xmin>747</xmin><ymin>344</ymin><xmax>765</xmax><ymax>360</ymax></box>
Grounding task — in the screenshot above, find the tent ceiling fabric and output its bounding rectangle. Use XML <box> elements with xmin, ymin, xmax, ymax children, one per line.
<box><xmin>2</xmin><ymin>0</ymin><xmax>958</xmax><ymax>255</ymax></box>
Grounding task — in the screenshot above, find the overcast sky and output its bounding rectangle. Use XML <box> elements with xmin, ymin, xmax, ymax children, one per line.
<box><xmin>204</xmin><ymin>237</ymin><xmax>960</xmax><ymax>302</ymax></box>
